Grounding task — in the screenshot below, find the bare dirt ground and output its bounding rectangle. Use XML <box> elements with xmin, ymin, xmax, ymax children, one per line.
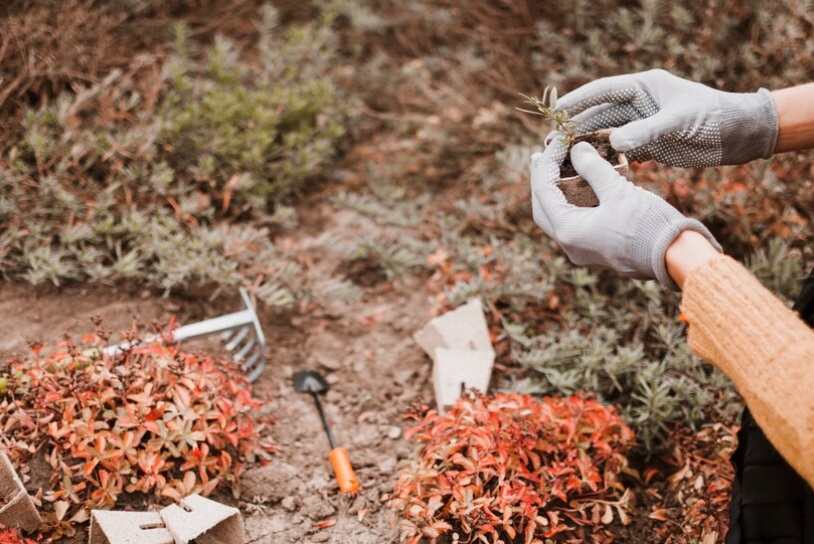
<box><xmin>0</xmin><ymin>200</ymin><xmax>435</xmax><ymax>544</ymax></box>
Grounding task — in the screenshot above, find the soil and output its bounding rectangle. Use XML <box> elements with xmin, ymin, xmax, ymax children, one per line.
<box><xmin>560</xmin><ymin>132</ymin><xmax>619</xmax><ymax>178</ymax></box>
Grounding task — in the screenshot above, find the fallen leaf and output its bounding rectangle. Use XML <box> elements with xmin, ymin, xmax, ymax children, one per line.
<box><xmin>601</xmin><ymin>504</ymin><xmax>613</xmax><ymax>524</ymax></box>
<box><xmin>702</xmin><ymin>531</ymin><xmax>718</xmax><ymax>544</ymax></box>
<box><xmin>54</xmin><ymin>500</ymin><xmax>69</xmax><ymax>521</ymax></box>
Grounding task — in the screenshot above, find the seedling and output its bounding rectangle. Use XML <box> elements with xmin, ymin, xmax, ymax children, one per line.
<box><xmin>517</xmin><ymin>86</ymin><xmax>576</xmax><ymax>145</ymax></box>
<box><xmin>518</xmin><ymin>86</ymin><xmax>628</xmax><ymax>206</ymax></box>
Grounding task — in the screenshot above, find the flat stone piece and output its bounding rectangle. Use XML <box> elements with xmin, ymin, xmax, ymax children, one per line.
<box><xmin>432</xmin><ymin>347</ymin><xmax>494</xmax><ymax>413</ymax></box>
<box><xmin>0</xmin><ymin>452</ymin><xmax>41</xmax><ymax>533</ymax></box>
<box><xmin>89</xmin><ymin>511</ymin><xmax>174</xmax><ymax>544</ymax></box>
<box><xmin>159</xmin><ymin>494</ymin><xmax>244</xmax><ymax>544</ymax></box>
<box><xmin>413</xmin><ymin>299</ymin><xmax>494</xmax><ymax>360</ymax></box>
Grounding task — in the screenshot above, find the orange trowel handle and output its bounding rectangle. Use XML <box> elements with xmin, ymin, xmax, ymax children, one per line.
<box><xmin>329</xmin><ymin>447</ymin><xmax>359</xmax><ymax>493</ymax></box>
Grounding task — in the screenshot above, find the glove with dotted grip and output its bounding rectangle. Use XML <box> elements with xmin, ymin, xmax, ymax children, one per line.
<box><xmin>530</xmin><ymin>137</ymin><xmax>721</xmax><ymax>290</ymax></box>
<box><xmin>556</xmin><ymin>69</ymin><xmax>778</xmax><ymax>168</ymax></box>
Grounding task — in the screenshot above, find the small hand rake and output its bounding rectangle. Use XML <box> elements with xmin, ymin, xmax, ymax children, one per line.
<box><xmin>104</xmin><ymin>288</ymin><xmax>267</xmax><ymax>382</ymax></box>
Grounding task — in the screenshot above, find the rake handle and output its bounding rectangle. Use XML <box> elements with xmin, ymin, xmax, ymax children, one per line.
<box><xmin>172</xmin><ymin>308</ymin><xmax>256</xmax><ymax>341</ymax></box>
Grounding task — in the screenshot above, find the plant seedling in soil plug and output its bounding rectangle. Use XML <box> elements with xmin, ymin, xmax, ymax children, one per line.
<box><xmin>519</xmin><ymin>87</ymin><xmax>628</xmax><ymax>207</ymax></box>
<box><xmin>293</xmin><ymin>370</ymin><xmax>360</xmax><ymax>493</ymax></box>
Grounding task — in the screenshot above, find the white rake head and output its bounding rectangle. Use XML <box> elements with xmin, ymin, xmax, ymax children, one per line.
<box><xmin>104</xmin><ymin>288</ymin><xmax>268</xmax><ymax>382</ymax></box>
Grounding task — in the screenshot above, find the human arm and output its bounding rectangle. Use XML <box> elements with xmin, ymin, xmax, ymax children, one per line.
<box><xmin>773</xmin><ymin>82</ymin><xmax>814</xmax><ymax>153</ymax></box>
<box><xmin>664</xmin><ymin>230</ymin><xmax>720</xmax><ymax>289</ymax></box>
<box><xmin>555</xmin><ymin>70</ymin><xmax>814</xmax><ymax>167</ymax></box>
<box><xmin>667</xmin><ymin>231</ymin><xmax>814</xmax><ymax>490</ymax></box>
<box><xmin>678</xmin><ymin>252</ymin><xmax>814</xmax><ymax>489</ymax></box>
<box><xmin>531</xmin><ymin>143</ymin><xmax>814</xmax><ymax>488</ymax></box>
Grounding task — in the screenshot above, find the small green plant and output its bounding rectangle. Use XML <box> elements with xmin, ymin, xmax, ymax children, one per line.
<box><xmin>0</xmin><ymin>4</ymin><xmax>354</xmax><ymax>303</ymax></box>
<box><xmin>518</xmin><ymin>86</ymin><xmax>576</xmax><ymax>144</ymax></box>
<box><xmin>389</xmin><ymin>391</ymin><xmax>635</xmax><ymax>543</ymax></box>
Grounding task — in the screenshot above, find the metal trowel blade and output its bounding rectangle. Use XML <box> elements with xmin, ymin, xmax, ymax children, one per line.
<box><xmin>293</xmin><ymin>370</ymin><xmax>329</xmax><ymax>394</ymax></box>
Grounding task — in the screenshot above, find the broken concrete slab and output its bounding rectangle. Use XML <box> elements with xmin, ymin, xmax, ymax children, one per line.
<box><xmin>0</xmin><ymin>452</ymin><xmax>41</xmax><ymax>533</ymax></box>
<box><xmin>432</xmin><ymin>348</ymin><xmax>494</xmax><ymax>413</ymax></box>
<box><xmin>89</xmin><ymin>511</ymin><xmax>173</xmax><ymax>544</ymax></box>
<box><xmin>413</xmin><ymin>298</ymin><xmax>494</xmax><ymax>360</ymax></box>
<box><xmin>159</xmin><ymin>494</ymin><xmax>244</xmax><ymax>544</ymax></box>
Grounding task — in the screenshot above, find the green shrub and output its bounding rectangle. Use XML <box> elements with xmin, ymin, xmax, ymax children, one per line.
<box><xmin>0</xmin><ymin>5</ymin><xmax>353</xmax><ymax>303</ymax></box>
<box><xmin>159</xmin><ymin>13</ymin><xmax>347</xmax><ymax>205</ymax></box>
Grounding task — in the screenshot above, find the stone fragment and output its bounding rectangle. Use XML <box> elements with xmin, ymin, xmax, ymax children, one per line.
<box><xmin>300</xmin><ymin>495</ymin><xmax>335</xmax><ymax>519</ymax></box>
<box><xmin>239</xmin><ymin>462</ymin><xmax>299</xmax><ymax>502</ymax></box>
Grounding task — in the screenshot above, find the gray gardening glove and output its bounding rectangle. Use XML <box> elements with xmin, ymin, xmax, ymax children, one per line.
<box><xmin>530</xmin><ymin>136</ymin><xmax>721</xmax><ymax>290</ymax></box>
<box><xmin>556</xmin><ymin>69</ymin><xmax>778</xmax><ymax>167</ymax></box>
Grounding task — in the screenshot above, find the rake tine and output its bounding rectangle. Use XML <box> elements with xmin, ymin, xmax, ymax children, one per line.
<box><xmin>242</xmin><ymin>349</ymin><xmax>262</xmax><ymax>372</ymax></box>
<box><xmin>233</xmin><ymin>337</ymin><xmax>256</xmax><ymax>363</ymax></box>
<box><xmin>103</xmin><ymin>288</ymin><xmax>268</xmax><ymax>382</ymax></box>
<box><xmin>224</xmin><ymin>326</ymin><xmax>250</xmax><ymax>351</ymax></box>
<box><xmin>244</xmin><ymin>351</ymin><xmax>267</xmax><ymax>383</ymax></box>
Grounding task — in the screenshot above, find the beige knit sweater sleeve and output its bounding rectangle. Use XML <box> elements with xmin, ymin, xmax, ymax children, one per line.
<box><xmin>680</xmin><ymin>255</ymin><xmax>814</xmax><ymax>488</ymax></box>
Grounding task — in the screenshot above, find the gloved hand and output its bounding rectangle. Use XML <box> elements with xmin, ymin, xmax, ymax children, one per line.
<box><xmin>530</xmin><ymin>136</ymin><xmax>721</xmax><ymax>290</ymax></box>
<box><xmin>556</xmin><ymin>69</ymin><xmax>778</xmax><ymax>168</ymax></box>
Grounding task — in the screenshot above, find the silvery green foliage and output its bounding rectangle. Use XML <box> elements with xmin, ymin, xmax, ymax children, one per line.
<box><xmin>419</xmin><ymin>159</ymin><xmax>804</xmax><ymax>451</ymax></box>
<box><xmin>505</xmin><ymin>292</ymin><xmax>740</xmax><ymax>451</ymax></box>
<box><xmin>0</xmin><ymin>5</ymin><xmax>351</xmax><ymax>306</ymax></box>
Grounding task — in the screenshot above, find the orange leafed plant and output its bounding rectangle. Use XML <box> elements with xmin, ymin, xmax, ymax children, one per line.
<box><xmin>0</xmin><ymin>524</ymin><xmax>45</xmax><ymax>544</ymax></box>
<box><xmin>0</xmin><ymin>323</ymin><xmax>275</xmax><ymax>538</ymax></box>
<box><xmin>389</xmin><ymin>392</ymin><xmax>635</xmax><ymax>543</ymax></box>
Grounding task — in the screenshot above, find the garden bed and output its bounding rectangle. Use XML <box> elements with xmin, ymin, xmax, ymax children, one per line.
<box><xmin>0</xmin><ymin>199</ymin><xmax>736</xmax><ymax>543</ymax></box>
<box><xmin>0</xmin><ymin>202</ymin><xmax>433</xmax><ymax>544</ymax></box>
<box><xmin>1</xmin><ymin>1</ymin><xmax>811</xmax><ymax>542</ymax></box>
